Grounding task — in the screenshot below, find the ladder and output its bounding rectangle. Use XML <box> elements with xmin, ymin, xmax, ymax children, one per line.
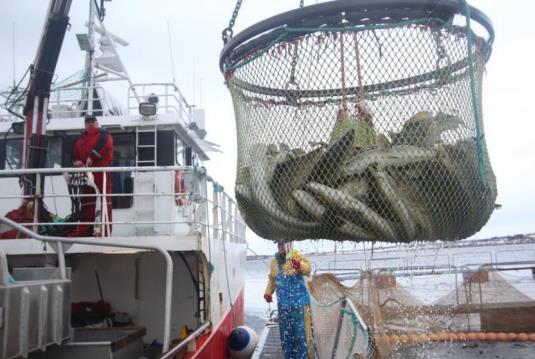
<box><xmin>197</xmin><ymin>253</ymin><xmax>207</xmax><ymax>323</ymax></box>
<box><xmin>134</xmin><ymin>126</ymin><xmax>157</xmax><ymax>235</ymax></box>
<box><xmin>135</xmin><ymin>126</ymin><xmax>158</xmax><ymax>167</ymax></box>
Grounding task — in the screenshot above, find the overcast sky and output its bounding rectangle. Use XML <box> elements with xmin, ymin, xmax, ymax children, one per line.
<box><xmin>1</xmin><ymin>0</ymin><xmax>534</xmax><ymax>255</ymax></box>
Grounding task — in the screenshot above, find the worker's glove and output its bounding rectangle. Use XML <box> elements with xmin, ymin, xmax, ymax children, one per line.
<box><xmin>264</xmin><ymin>293</ymin><xmax>273</xmax><ymax>303</ymax></box>
<box><xmin>290</xmin><ymin>258</ymin><xmax>301</xmax><ymax>270</ymax></box>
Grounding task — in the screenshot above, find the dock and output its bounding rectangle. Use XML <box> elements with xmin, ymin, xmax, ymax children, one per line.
<box><xmin>252</xmin><ymin>323</ymin><xmax>283</xmax><ymax>358</ymax></box>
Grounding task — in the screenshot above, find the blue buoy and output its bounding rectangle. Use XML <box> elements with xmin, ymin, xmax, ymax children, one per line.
<box><xmin>227</xmin><ymin>326</ymin><xmax>258</xmax><ymax>359</ymax></box>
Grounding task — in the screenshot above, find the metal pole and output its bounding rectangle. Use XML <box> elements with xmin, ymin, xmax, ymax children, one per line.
<box><xmin>331</xmin><ymin>298</ymin><xmax>347</xmax><ymax>359</ymax></box>
<box><xmin>160</xmin><ymin>321</ymin><xmax>211</xmax><ymax>359</ymax></box>
<box><xmin>56</xmin><ymin>242</ymin><xmax>66</xmax><ymax>280</ymax></box>
<box><xmin>87</xmin><ymin>0</ymin><xmax>95</xmax><ymax>115</ymax></box>
<box><xmin>33</xmin><ymin>173</ymin><xmax>41</xmax><ymax>233</ymax></box>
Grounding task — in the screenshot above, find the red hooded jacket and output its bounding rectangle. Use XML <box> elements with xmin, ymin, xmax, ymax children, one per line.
<box><xmin>73</xmin><ymin>127</ymin><xmax>113</xmax><ymax>167</ymax></box>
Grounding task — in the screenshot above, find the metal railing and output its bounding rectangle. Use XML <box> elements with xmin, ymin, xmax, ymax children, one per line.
<box><xmin>0</xmin><ymin>165</ymin><xmax>246</xmax><ymax>243</ymax></box>
<box><xmin>127</xmin><ymin>83</ymin><xmax>192</xmax><ymax>124</ymax></box>
<box><xmin>47</xmin><ymin>85</ymin><xmax>126</xmax><ymax>119</ymax></box>
<box><xmin>0</xmin><ymin>215</ymin><xmax>175</xmax><ymax>352</ymax></box>
<box><xmin>160</xmin><ymin>321</ymin><xmax>211</xmax><ymax>359</ymax></box>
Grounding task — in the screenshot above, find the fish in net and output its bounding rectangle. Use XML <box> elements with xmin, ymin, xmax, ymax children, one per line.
<box><xmin>222</xmin><ymin>1</ymin><xmax>497</xmax><ymax>243</ymax></box>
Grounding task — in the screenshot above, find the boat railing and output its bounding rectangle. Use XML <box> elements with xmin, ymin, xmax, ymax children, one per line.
<box><xmin>159</xmin><ymin>321</ymin><xmax>211</xmax><ymax>359</ymax></box>
<box><xmin>48</xmin><ymin>85</ymin><xmax>126</xmax><ymax>119</ymax></box>
<box><xmin>0</xmin><ymin>215</ymin><xmax>175</xmax><ymax>352</ymax></box>
<box><xmin>0</xmin><ymin>166</ymin><xmax>246</xmax><ymax>243</ymax></box>
<box><xmin>128</xmin><ymin>83</ymin><xmax>192</xmax><ymax>125</ymax></box>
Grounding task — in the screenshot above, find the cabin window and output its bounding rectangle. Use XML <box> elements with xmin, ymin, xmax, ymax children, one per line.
<box><xmin>176</xmin><ymin>138</ymin><xmax>185</xmax><ymax>166</ymax></box>
<box><xmin>0</xmin><ymin>136</ymin><xmax>63</xmax><ymax>171</ymax></box>
<box><xmin>45</xmin><ymin>137</ymin><xmax>63</xmax><ymax>168</ymax></box>
<box><xmin>156</xmin><ymin>131</ymin><xmax>176</xmax><ymax>166</ymax></box>
<box><xmin>61</xmin><ymin>134</ymin><xmax>79</xmax><ymax>167</ymax></box>
<box><xmin>2</xmin><ymin>138</ymin><xmax>23</xmax><ymax>169</ymax></box>
<box><xmin>111</xmin><ymin>133</ymin><xmax>135</xmax><ymax>209</ymax></box>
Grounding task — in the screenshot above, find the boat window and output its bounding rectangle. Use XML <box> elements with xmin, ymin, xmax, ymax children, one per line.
<box><xmin>45</xmin><ymin>137</ymin><xmax>63</xmax><ymax>168</ymax></box>
<box><xmin>1</xmin><ymin>136</ymin><xmax>62</xmax><ymax>171</ymax></box>
<box><xmin>157</xmin><ymin>130</ymin><xmax>176</xmax><ymax>166</ymax></box>
<box><xmin>3</xmin><ymin>138</ymin><xmax>23</xmax><ymax>170</ymax></box>
<box><xmin>176</xmin><ymin>137</ymin><xmax>185</xmax><ymax>166</ymax></box>
<box><xmin>111</xmin><ymin>132</ymin><xmax>135</xmax><ymax>209</ymax></box>
<box><xmin>61</xmin><ymin>134</ymin><xmax>79</xmax><ymax>167</ymax></box>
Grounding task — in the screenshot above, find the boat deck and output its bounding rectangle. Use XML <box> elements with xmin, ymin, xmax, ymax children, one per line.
<box><xmin>253</xmin><ymin>323</ymin><xmax>283</xmax><ymax>358</ymax></box>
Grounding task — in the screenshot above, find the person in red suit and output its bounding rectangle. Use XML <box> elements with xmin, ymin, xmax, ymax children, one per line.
<box><xmin>72</xmin><ymin>115</ymin><xmax>113</xmax><ymax>236</ymax></box>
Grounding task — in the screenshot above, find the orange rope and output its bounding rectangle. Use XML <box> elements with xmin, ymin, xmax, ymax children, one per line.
<box><xmin>339</xmin><ymin>33</ymin><xmax>347</xmax><ymax>114</ymax></box>
<box><xmin>353</xmin><ymin>31</ymin><xmax>373</xmax><ymax>127</ymax></box>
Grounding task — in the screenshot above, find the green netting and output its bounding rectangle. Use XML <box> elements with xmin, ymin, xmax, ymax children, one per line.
<box><xmin>309</xmin><ymin>292</ymin><xmax>374</xmax><ymax>359</ymax></box>
<box><xmin>224</xmin><ymin>5</ymin><xmax>496</xmax><ymax>243</ymax></box>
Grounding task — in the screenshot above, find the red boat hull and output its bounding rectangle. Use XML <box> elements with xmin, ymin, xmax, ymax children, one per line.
<box><xmin>186</xmin><ymin>284</ymin><xmax>245</xmax><ymax>359</ymax></box>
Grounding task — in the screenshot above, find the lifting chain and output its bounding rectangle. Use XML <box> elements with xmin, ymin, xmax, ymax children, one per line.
<box><xmin>222</xmin><ymin>0</ymin><xmax>243</xmax><ymax>44</ymax></box>
<box><xmin>288</xmin><ymin>0</ymin><xmax>305</xmax><ymax>88</ymax></box>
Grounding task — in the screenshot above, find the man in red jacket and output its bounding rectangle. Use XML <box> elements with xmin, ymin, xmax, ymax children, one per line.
<box><xmin>72</xmin><ymin>115</ymin><xmax>113</xmax><ymax>237</ymax></box>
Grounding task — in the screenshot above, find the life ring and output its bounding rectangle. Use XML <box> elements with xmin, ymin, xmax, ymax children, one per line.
<box><xmin>175</xmin><ymin>170</ymin><xmax>187</xmax><ymax>206</ymax></box>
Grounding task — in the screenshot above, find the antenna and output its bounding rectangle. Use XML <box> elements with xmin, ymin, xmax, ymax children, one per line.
<box><xmin>167</xmin><ymin>21</ymin><xmax>176</xmax><ymax>84</ymax></box>
<box><xmin>192</xmin><ymin>58</ymin><xmax>196</xmax><ymax>106</ymax></box>
<box><xmin>12</xmin><ymin>22</ymin><xmax>16</xmax><ymax>88</ymax></box>
<box><xmin>199</xmin><ymin>77</ymin><xmax>203</xmax><ymax>107</ymax></box>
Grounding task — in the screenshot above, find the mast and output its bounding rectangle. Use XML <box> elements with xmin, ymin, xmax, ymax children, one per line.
<box><xmin>86</xmin><ymin>0</ymin><xmax>96</xmax><ymax>115</ymax></box>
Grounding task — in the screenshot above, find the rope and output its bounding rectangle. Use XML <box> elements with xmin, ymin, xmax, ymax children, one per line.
<box><xmin>339</xmin><ymin>33</ymin><xmax>347</xmax><ymax>111</ymax></box>
<box><xmin>352</xmin><ymin>31</ymin><xmax>373</xmax><ymax>127</ymax></box>
<box><xmin>224</xmin><ymin>17</ymin><xmax>455</xmax><ymax>72</ymax></box>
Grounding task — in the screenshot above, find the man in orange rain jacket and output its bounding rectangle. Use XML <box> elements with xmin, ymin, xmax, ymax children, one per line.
<box><xmin>264</xmin><ymin>241</ymin><xmax>314</xmax><ymax>359</ymax></box>
<box><xmin>72</xmin><ymin>115</ymin><xmax>113</xmax><ymax>237</ymax></box>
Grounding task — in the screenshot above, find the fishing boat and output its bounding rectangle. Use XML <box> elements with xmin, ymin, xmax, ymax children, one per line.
<box><xmin>0</xmin><ymin>1</ymin><xmax>246</xmax><ymax>358</ymax></box>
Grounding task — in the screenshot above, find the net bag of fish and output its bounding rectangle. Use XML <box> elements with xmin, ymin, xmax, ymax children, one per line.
<box><xmin>220</xmin><ymin>0</ymin><xmax>497</xmax><ymax>243</ymax></box>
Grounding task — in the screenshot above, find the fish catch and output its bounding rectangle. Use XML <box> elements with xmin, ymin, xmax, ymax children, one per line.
<box><xmin>234</xmin><ymin>111</ymin><xmax>496</xmax><ymax>243</ymax></box>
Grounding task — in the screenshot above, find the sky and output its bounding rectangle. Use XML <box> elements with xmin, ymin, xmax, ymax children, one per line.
<box><xmin>0</xmin><ymin>0</ymin><xmax>534</xmax><ymax>255</ymax></box>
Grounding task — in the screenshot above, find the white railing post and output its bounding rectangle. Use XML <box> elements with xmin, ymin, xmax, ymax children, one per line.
<box><xmin>33</xmin><ymin>173</ymin><xmax>41</xmax><ymax>234</ymax></box>
<box><xmin>220</xmin><ymin>194</ymin><xmax>227</xmax><ymax>242</ymax></box>
<box><xmin>212</xmin><ymin>188</ymin><xmax>219</xmax><ymax>241</ymax></box>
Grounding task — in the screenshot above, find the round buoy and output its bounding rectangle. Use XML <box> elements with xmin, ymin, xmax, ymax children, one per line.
<box><xmin>507</xmin><ymin>333</ymin><xmax>517</xmax><ymax>341</ymax></box>
<box><xmin>227</xmin><ymin>326</ymin><xmax>258</xmax><ymax>359</ymax></box>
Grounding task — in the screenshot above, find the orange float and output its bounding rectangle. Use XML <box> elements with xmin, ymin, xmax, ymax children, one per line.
<box><xmin>477</xmin><ymin>332</ymin><xmax>487</xmax><ymax>341</ymax></box>
<box><xmin>429</xmin><ymin>333</ymin><xmax>439</xmax><ymax>341</ymax></box>
<box><xmin>448</xmin><ymin>333</ymin><xmax>458</xmax><ymax>341</ymax></box>
<box><xmin>496</xmin><ymin>332</ymin><xmax>507</xmax><ymax>341</ymax></box>
<box><xmin>457</xmin><ymin>332</ymin><xmax>468</xmax><ymax>341</ymax></box>
<box><xmin>529</xmin><ymin>333</ymin><xmax>535</xmax><ymax>341</ymax></box>
<box><xmin>507</xmin><ymin>333</ymin><xmax>517</xmax><ymax>341</ymax></box>
<box><xmin>409</xmin><ymin>334</ymin><xmax>420</xmax><ymax>343</ymax></box>
<box><xmin>467</xmin><ymin>332</ymin><xmax>478</xmax><ymax>341</ymax></box>
<box><xmin>399</xmin><ymin>335</ymin><xmax>410</xmax><ymax>344</ymax></box>
<box><xmin>389</xmin><ymin>335</ymin><xmax>400</xmax><ymax>345</ymax></box>
<box><xmin>517</xmin><ymin>333</ymin><xmax>528</xmax><ymax>341</ymax></box>
<box><xmin>437</xmin><ymin>333</ymin><xmax>449</xmax><ymax>341</ymax></box>
<box><xmin>486</xmin><ymin>332</ymin><xmax>497</xmax><ymax>341</ymax></box>
<box><xmin>418</xmin><ymin>334</ymin><xmax>430</xmax><ymax>342</ymax></box>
